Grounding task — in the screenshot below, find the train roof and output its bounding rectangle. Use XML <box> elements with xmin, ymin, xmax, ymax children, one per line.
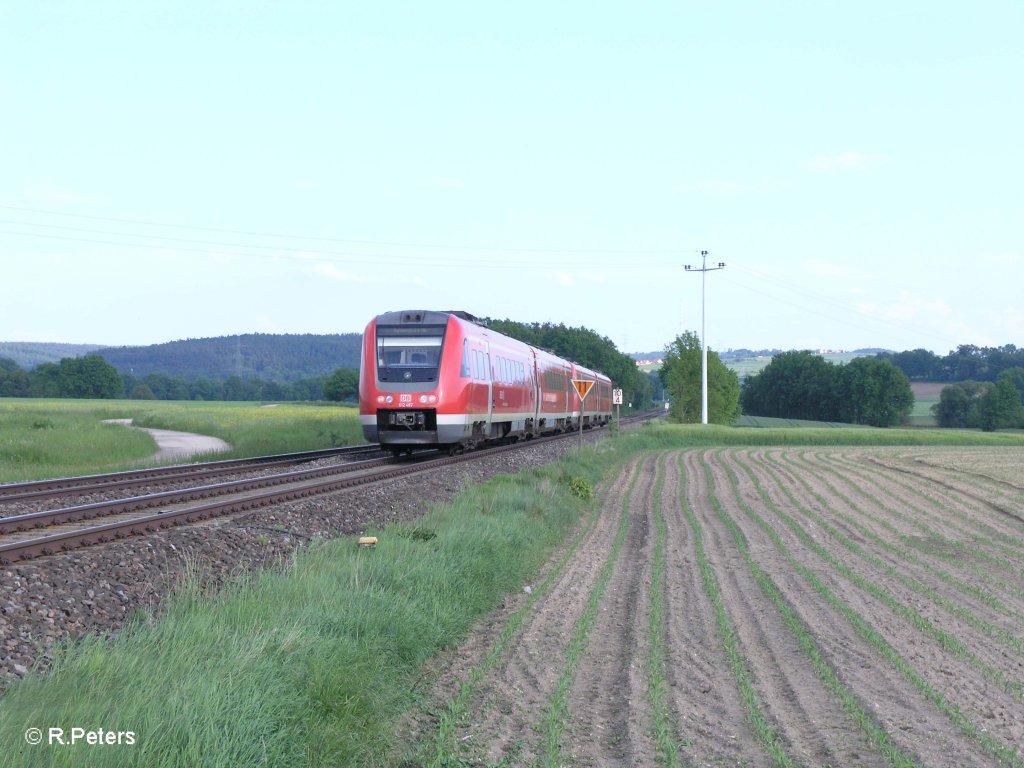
<box><xmin>375</xmin><ymin>310</ymin><xmax>484</xmax><ymax>326</ymax></box>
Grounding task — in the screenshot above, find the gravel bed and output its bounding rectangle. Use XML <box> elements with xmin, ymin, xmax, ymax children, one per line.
<box><xmin>0</xmin><ymin>434</ymin><xmax>597</xmax><ymax>684</ymax></box>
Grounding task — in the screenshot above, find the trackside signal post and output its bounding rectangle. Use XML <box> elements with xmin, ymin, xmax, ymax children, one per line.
<box><xmin>571</xmin><ymin>379</ymin><xmax>594</xmax><ymax>448</ymax></box>
<box><xmin>613</xmin><ymin>388</ymin><xmax>623</xmax><ymax>429</ymax></box>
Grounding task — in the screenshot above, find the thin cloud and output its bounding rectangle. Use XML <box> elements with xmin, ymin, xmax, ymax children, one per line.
<box><xmin>704</xmin><ymin>179</ymin><xmax>748</xmax><ymax>194</ymax></box>
<box><xmin>806</xmin><ymin>153</ymin><xmax>870</xmax><ymax>173</ymax></box>
<box><xmin>417</xmin><ymin>177</ymin><xmax>466</xmax><ymax>189</ymax></box>
<box><xmin>858</xmin><ymin>293</ymin><xmax>952</xmax><ymax>323</ymax></box>
<box><xmin>805</xmin><ymin>257</ymin><xmax>872</xmax><ymax>281</ymax></box>
<box><xmin>23</xmin><ymin>183</ymin><xmax>96</xmax><ymax>205</ymax></box>
<box><xmin>311</xmin><ymin>263</ymin><xmax>362</xmax><ymax>283</ymax></box>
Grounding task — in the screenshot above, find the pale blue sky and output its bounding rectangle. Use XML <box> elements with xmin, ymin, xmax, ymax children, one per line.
<box><xmin>2</xmin><ymin>1</ymin><xmax>1021</xmax><ymax>355</ymax></box>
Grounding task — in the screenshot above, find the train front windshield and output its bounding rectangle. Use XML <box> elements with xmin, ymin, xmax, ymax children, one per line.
<box><xmin>376</xmin><ymin>325</ymin><xmax>445</xmax><ymax>383</ymax></box>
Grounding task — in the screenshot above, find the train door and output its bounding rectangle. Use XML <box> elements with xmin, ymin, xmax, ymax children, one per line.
<box><xmin>530</xmin><ymin>352</ymin><xmax>540</xmax><ymax>431</ymax></box>
<box><xmin>484</xmin><ymin>342</ymin><xmax>493</xmax><ymax>425</ymax></box>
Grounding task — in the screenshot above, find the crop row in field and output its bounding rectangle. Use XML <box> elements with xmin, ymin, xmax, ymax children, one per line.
<box><xmin>425</xmin><ymin>443</ymin><xmax>1024</xmax><ymax>767</ymax></box>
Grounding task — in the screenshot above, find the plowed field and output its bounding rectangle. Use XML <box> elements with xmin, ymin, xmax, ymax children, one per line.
<box><xmin>423</xmin><ymin>447</ymin><xmax>1024</xmax><ymax>767</ymax></box>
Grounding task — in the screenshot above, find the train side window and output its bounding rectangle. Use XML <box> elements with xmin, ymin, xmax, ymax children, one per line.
<box><xmin>460</xmin><ymin>340</ymin><xmax>471</xmax><ymax>378</ymax></box>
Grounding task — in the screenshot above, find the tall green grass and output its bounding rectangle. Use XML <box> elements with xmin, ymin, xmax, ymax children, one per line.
<box><xmin>0</xmin><ymin>400</ymin><xmax>158</xmax><ymax>482</ymax></box>
<box><xmin>0</xmin><ymin>399</ymin><xmax>362</xmax><ymax>482</ymax></box>
<box><xmin>126</xmin><ymin>401</ymin><xmax>362</xmax><ymax>458</ymax></box>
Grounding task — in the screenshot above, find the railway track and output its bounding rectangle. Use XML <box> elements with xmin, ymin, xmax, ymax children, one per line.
<box><xmin>0</xmin><ymin>413</ymin><xmax>657</xmax><ymax>565</ymax></box>
<box><xmin>0</xmin><ymin>444</ymin><xmax>383</xmax><ymax>503</ymax></box>
<box><xmin>0</xmin><ymin>437</ymin><xmax>547</xmax><ymax>564</ymax></box>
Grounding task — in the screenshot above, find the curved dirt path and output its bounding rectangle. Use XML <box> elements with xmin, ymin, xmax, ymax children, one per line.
<box><xmin>104</xmin><ymin>418</ymin><xmax>231</xmax><ymax>460</ymax></box>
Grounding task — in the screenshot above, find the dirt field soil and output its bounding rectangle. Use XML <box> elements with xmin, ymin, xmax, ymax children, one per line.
<box><xmin>416</xmin><ymin>446</ymin><xmax>1024</xmax><ymax>767</ymax></box>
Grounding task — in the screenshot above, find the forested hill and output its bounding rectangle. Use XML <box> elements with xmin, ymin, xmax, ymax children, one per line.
<box><xmin>92</xmin><ymin>334</ymin><xmax>363</xmax><ymax>383</ymax></box>
<box><xmin>0</xmin><ymin>335</ymin><xmax>363</xmax><ymax>380</ymax></box>
<box><xmin>0</xmin><ymin>342</ymin><xmax>107</xmax><ymax>369</ymax></box>
<box><xmin>0</xmin><ymin>335</ymin><xmax>362</xmax><ymax>383</ymax></box>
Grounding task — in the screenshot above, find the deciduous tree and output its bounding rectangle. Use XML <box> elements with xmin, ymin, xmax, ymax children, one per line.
<box><xmin>659</xmin><ymin>332</ymin><xmax>740</xmax><ymax>424</ymax></box>
<box><xmin>323</xmin><ymin>368</ymin><xmax>359</xmax><ymax>401</ymax></box>
<box><xmin>978</xmin><ymin>378</ymin><xmax>1024</xmax><ymax>431</ymax></box>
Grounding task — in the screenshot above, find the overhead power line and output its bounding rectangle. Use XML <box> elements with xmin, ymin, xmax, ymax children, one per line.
<box><xmin>0</xmin><ymin>204</ymin><xmax>682</xmax><ymax>256</ymax></box>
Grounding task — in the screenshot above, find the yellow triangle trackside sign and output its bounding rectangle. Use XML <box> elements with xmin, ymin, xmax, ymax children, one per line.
<box><xmin>571</xmin><ymin>379</ymin><xmax>594</xmax><ymax>401</ymax></box>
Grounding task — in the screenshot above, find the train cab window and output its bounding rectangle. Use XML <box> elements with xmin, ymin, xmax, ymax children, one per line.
<box><xmin>375</xmin><ymin>325</ymin><xmax>445</xmax><ymax>383</ymax></box>
<box><xmin>461</xmin><ymin>340</ymin><xmax>470</xmax><ymax>378</ymax></box>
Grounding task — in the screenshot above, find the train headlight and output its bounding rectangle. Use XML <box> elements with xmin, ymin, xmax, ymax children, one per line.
<box><xmin>385</xmin><ymin>395</ymin><xmax>394</xmax><ymax>404</ymax></box>
<box><xmin>376</xmin><ymin>395</ymin><xmax>386</xmax><ymax>404</ymax></box>
<box><xmin>419</xmin><ymin>394</ymin><xmax>437</xmax><ymax>404</ymax></box>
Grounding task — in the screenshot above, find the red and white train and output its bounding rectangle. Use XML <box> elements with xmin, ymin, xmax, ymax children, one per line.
<box><xmin>359</xmin><ymin>310</ymin><xmax>613</xmax><ymax>452</ymax></box>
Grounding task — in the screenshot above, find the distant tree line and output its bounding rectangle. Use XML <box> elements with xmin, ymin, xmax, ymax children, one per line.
<box><xmin>932</xmin><ymin>373</ymin><xmax>1024</xmax><ymax>431</ymax></box>
<box><xmin>0</xmin><ymin>356</ymin><xmax>360</xmax><ymax>403</ymax></box>
<box><xmin>485</xmin><ymin>318</ymin><xmax>655</xmax><ymax>410</ymax></box>
<box><xmin>1</xmin><ymin>355</ymin><xmax>126</xmax><ymax>399</ymax></box>
<box><xmin>741</xmin><ymin>351</ymin><xmax>914</xmax><ymax>427</ymax></box>
<box><xmin>878</xmin><ymin>344</ymin><xmax>1024</xmax><ymax>382</ymax></box>
<box><xmin>95</xmin><ymin>333</ymin><xmax>363</xmax><ymax>383</ymax></box>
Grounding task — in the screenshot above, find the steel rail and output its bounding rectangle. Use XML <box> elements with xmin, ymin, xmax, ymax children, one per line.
<box><xmin>0</xmin><ymin>455</ymin><xmax>401</xmax><ymax>534</ymax></box>
<box><xmin>0</xmin><ymin>444</ymin><xmax>382</xmax><ymax>503</ymax></box>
